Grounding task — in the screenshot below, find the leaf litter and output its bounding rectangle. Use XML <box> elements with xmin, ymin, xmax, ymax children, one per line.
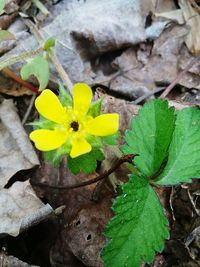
<box><xmin>0</xmin><ymin>0</ymin><xmax>200</xmax><ymax>266</ymax></box>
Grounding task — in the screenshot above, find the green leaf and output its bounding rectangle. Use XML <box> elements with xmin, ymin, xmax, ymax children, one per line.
<box><xmin>102</xmin><ymin>174</ymin><xmax>169</xmax><ymax>267</ymax></box>
<box><xmin>43</xmin><ymin>37</ymin><xmax>56</xmax><ymax>51</ymax></box>
<box><xmin>29</xmin><ymin>116</ymin><xmax>57</xmax><ymax>130</ymax></box>
<box><xmin>20</xmin><ymin>56</ymin><xmax>49</xmax><ymax>91</ymax></box>
<box><xmin>102</xmin><ymin>131</ymin><xmax>119</xmax><ymax>146</ymax></box>
<box><xmin>156</xmin><ymin>107</ymin><xmax>200</xmax><ymax>185</ymax></box>
<box><xmin>121</xmin><ymin>99</ymin><xmax>175</xmax><ymax>177</ymax></box>
<box><xmin>0</xmin><ymin>30</ymin><xmax>15</xmax><ymax>41</ymax></box>
<box><xmin>44</xmin><ymin>143</ymin><xmax>71</xmax><ymax>167</ymax></box>
<box><xmin>0</xmin><ymin>0</ymin><xmax>5</xmax><ymax>15</ymax></box>
<box><xmin>68</xmin><ymin>149</ymin><xmax>105</xmax><ymax>174</ymax></box>
<box><xmin>59</xmin><ymin>84</ymin><xmax>72</xmax><ymax>107</ymax></box>
<box><xmin>87</xmin><ymin>98</ymin><xmax>103</xmax><ymax>117</ymax></box>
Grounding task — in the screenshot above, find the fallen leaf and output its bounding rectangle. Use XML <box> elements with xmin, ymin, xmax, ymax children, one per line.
<box><xmin>0</xmin><ymin>99</ymin><xmax>39</xmax><ymax>188</ymax></box>
<box><xmin>0</xmin><ymin>180</ymin><xmax>53</xmax><ymax>237</ymax></box>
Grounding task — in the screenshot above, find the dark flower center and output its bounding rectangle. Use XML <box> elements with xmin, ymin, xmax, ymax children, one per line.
<box><xmin>70</xmin><ymin>121</ymin><xmax>79</xmax><ymax>131</ymax></box>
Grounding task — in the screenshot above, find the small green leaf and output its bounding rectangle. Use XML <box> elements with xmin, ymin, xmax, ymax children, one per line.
<box><xmin>87</xmin><ymin>98</ymin><xmax>103</xmax><ymax>117</ymax></box>
<box><xmin>29</xmin><ymin>116</ymin><xmax>57</xmax><ymax>130</ymax></box>
<box><xmin>157</xmin><ymin>107</ymin><xmax>200</xmax><ymax>185</ymax></box>
<box><xmin>59</xmin><ymin>84</ymin><xmax>72</xmax><ymax>107</ymax></box>
<box><xmin>21</xmin><ymin>56</ymin><xmax>49</xmax><ymax>91</ymax></box>
<box><xmin>0</xmin><ymin>0</ymin><xmax>5</xmax><ymax>15</ymax></box>
<box><xmin>0</xmin><ymin>30</ymin><xmax>15</xmax><ymax>41</ymax></box>
<box><xmin>44</xmin><ymin>143</ymin><xmax>71</xmax><ymax>167</ymax></box>
<box><xmin>121</xmin><ymin>99</ymin><xmax>175</xmax><ymax>177</ymax></box>
<box><xmin>102</xmin><ymin>131</ymin><xmax>119</xmax><ymax>145</ymax></box>
<box><xmin>44</xmin><ymin>37</ymin><xmax>56</xmax><ymax>51</ymax></box>
<box><xmin>68</xmin><ymin>149</ymin><xmax>105</xmax><ymax>174</ymax></box>
<box><xmin>102</xmin><ymin>174</ymin><xmax>169</xmax><ymax>267</ymax></box>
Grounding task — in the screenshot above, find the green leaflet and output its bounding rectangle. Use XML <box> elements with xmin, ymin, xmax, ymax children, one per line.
<box><xmin>68</xmin><ymin>149</ymin><xmax>105</xmax><ymax>174</ymax></box>
<box><xmin>157</xmin><ymin>107</ymin><xmax>200</xmax><ymax>185</ymax></box>
<box><xmin>20</xmin><ymin>56</ymin><xmax>49</xmax><ymax>91</ymax></box>
<box><xmin>121</xmin><ymin>99</ymin><xmax>175</xmax><ymax>177</ymax></box>
<box><xmin>87</xmin><ymin>98</ymin><xmax>103</xmax><ymax>117</ymax></box>
<box><xmin>59</xmin><ymin>84</ymin><xmax>72</xmax><ymax>107</ymax></box>
<box><xmin>102</xmin><ymin>174</ymin><xmax>169</xmax><ymax>267</ymax></box>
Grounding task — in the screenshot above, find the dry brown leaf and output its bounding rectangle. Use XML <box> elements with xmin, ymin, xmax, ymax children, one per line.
<box><xmin>156</xmin><ymin>0</ymin><xmax>200</xmax><ymax>53</ymax></box>
<box><xmin>0</xmin><ymin>99</ymin><xmax>39</xmax><ymax>188</ymax></box>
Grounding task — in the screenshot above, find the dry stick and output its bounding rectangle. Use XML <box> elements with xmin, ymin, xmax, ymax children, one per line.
<box><xmin>160</xmin><ymin>54</ymin><xmax>200</xmax><ymax>99</ymax></box>
<box><xmin>32</xmin><ymin>154</ymin><xmax>137</xmax><ymax>190</ymax></box>
<box><xmin>24</xmin><ymin>20</ymin><xmax>73</xmax><ymax>94</ymax></box>
<box><xmin>22</xmin><ymin>95</ymin><xmax>36</xmax><ymax>125</ymax></box>
<box><xmin>2</xmin><ymin>67</ymin><xmax>39</xmax><ymax>93</ymax></box>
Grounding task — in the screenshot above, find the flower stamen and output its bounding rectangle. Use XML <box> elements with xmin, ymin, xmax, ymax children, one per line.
<box><xmin>70</xmin><ymin>121</ymin><xmax>79</xmax><ymax>132</ymax></box>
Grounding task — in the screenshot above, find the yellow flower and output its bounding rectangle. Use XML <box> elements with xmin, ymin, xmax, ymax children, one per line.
<box><xmin>30</xmin><ymin>83</ymin><xmax>119</xmax><ymax>158</ymax></box>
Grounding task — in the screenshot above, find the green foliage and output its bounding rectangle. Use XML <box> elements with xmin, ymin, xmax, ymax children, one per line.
<box><xmin>157</xmin><ymin>107</ymin><xmax>200</xmax><ymax>185</ymax></box>
<box><xmin>20</xmin><ymin>56</ymin><xmax>49</xmax><ymax>91</ymax></box>
<box><xmin>0</xmin><ymin>0</ymin><xmax>5</xmax><ymax>15</ymax></box>
<box><xmin>59</xmin><ymin>84</ymin><xmax>72</xmax><ymax>106</ymax></box>
<box><xmin>43</xmin><ymin>38</ymin><xmax>56</xmax><ymax>51</ymax></box>
<box><xmin>44</xmin><ymin>143</ymin><xmax>71</xmax><ymax>167</ymax></box>
<box><xmin>102</xmin><ymin>174</ymin><xmax>169</xmax><ymax>267</ymax></box>
<box><xmin>29</xmin><ymin>116</ymin><xmax>57</xmax><ymax>130</ymax></box>
<box><xmin>103</xmin><ymin>99</ymin><xmax>200</xmax><ymax>267</ymax></box>
<box><xmin>121</xmin><ymin>99</ymin><xmax>175</xmax><ymax>177</ymax></box>
<box><xmin>87</xmin><ymin>98</ymin><xmax>103</xmax><ymax>117</ymax></box>
<box><xmin>68</xmin><ymin>149</ymin><xmax>105</xmax><ymax>174</ymax></box>
<box><xmin>0</xmin><ymin>30</ymin><xmax>15</xmax><ymax>41</ymax></box>
<box><xmin>102</xmin><ymin>131</ymin><xmax>119</xmax><ymax>146</ymax></box>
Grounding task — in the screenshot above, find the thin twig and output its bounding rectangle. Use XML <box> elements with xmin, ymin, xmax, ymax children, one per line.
<box><xmin>2</xmin><ymin>67</ymin><xmax>39</xmax><ymax>93</ymax></box>
<box><xmin>22</xmin><ymin>95</ymin><xmax>36</xmax><ymax>125</ymax></box>
<box><xmin>160</xmin><ymin>54</ymin><xmax>200</xmax><ymax>99</ymax></box>
<box><xmin>133</xmin><ymin>87</ymin><xmax>165</xmax><ymax>104</ymax></box>
<box><xmin>187</xmin><ymin>188</ymin><xmax>200</xmax><ymax>216</ymax></box>
<box><xmin>32</xmin><ymin>154</ymin><xmax>137</xmax><ymax>190</ymax></box>
<box><xmin>0</xmin><ymin>47</ymin><xmax>43</xmax><ymax>70</ymax></box>
<box><xmin>24</xmin><ymin>19</ymin><xmax>73</xmax><ymax>94</ymax></box>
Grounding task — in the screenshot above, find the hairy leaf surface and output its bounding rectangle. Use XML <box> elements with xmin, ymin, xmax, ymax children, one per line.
<box><xmin>121</xmin><ymin>100</ymin><xmax>175</xmax><ymax>176</ymax></box>
<box><xmin>102</xmin><ymin>174</ymin><xmax>169</xmax><ymax>267</ymax></box>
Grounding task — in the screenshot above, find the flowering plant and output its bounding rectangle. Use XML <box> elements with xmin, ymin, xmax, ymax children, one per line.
<box><xmin>30</xmin><ymin>83</ymin><xmax>119</xmax><ymax>173</ymax></box>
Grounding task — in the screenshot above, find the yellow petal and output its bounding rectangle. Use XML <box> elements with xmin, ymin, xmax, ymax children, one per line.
<box><xmin>70</xmin><ymin>137</ymin><xmax>91</xmax><ymax>158</ymax></box>
<box><xmin>86</xmin><ymin>114</ymin><xmax>119</xmax><ymax>136</ymax></box>
<box><xmin>30</xmin><ymin>129</ymin><xmax>67</xmax><ymax>151</ymax></box>
<box><xmin>35</xmin><ymin>89</ymin><xmax>67</xmax><ymax>124</ymax></box>
<box><xmin>73</xmin><ymin>83</ymin><xmax>92</xmax><ymax>115</ymax></box>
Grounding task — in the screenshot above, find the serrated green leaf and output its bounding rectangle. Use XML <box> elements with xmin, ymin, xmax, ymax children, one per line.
<box><xmin>68</xmin><ymin>149</ymin><xmax>105</xmax><ymax>174</ymax></box>
<box><xmin>102</xmin><ymin>174</ymin><xmax>169</xmax><ymax>267</ymax></box>
<box><xmin>0</xmin><ymin>0</ymin><xmax>5</xmax><ymax>15</ymax></box>
<box><xmin>156</xmin><ymin>107</ymin><xmax>200</xmax><ymax>185</ymax></box>
<box><xmin>20</xmin><ymin>56</ymin><xmax>49</xmax><ymax>91</ymax></box>
<box><xmin>121</xmin><ymin>99</ymin><xmax>175</xmax><ymax>177</ymax></box>
<box><xmin>0</xmin><ymin>30</ymin><xmax>15</xmax><ymax>41</ymax></box>
<box><xmin>59</xmin><ymin>84</ymin><xmax>72</xmax><ymax>107</ymax></box>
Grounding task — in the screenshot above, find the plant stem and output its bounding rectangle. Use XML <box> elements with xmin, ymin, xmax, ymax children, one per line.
<box><xmin>32</xmin><ymin>154</ymin><xmax>137</xmax><ymax>190</ymax></box>
<box><xmin>24</xmin><ymin>19</ymin><xmax>73</xmax><ymax>94</ymax></box>
<box><xmin>0</xmin><ymin>47</ymin><xmax>43</xmax><ymax>70</ymax></box>
<box><xmin>3</xmin><ymin>67</ymin><xmax>38</xmax><ymax>93</ymax></box>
